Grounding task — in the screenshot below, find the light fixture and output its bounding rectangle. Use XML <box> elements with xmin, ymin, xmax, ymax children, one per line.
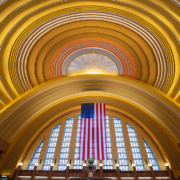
<box><xmin>67</xmin><ymin>164</ymin><xmax>70</xmax><ymax>166</ymax></box>
<box><xmin>132</xmin><ymin>164</ymin><xmax>135</xmax><ymax>167</ymax></box>
<box><xmin>51</xmin><ymin>163</ymin><xmax>54</xmax><ymax>167</ymax></box>
<box><xmin>35</xmin><ymin>163</ymin><xmax>38</xmax><ymax>166</ymax></box>
<box><xmin>100</xmin><ymin>163</ymin><xmax>103</xmax><ymax>166</ymax></box>
<box><xmin>83</xmin><ymin>163</ymin><xmax>86</xmax><ymax>166</ymax></box>
<box><xmin>148</xmin><ymin>164</ymin><xmax>152</xmax><ymax>166</ymax></box>
<box><xmin>19</xmin><ymin>163</ymin><xmax>23</xmax><ymax>166</ymax></box>
<box><xmin>165</xmin><ymin>163</ymin><xmax>169</xmax><ymax>167</ymax></box>
<box><xmin>1</xmin><ymin>176</ymin><xmax>7</xmax><ymax>178</ymax></box>
<box><xmin>116</xmin><ymin>164</ymin><xmax>119</xmax><ymax>167</ymax></box>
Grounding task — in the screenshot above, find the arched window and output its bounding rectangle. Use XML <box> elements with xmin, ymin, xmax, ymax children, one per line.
<box><xmin>25</xmin><ymin>113</ymin><xmax>162</xmax><ymax>172</ymax></box>
<box><xmin>127</xmin><ymin>124</ymin><xmax>145</xmax><ymax>171</ymax></box>
<box><xmin>28</xmin><ymin>140</ymin><xmax>44</xmax><ymax>170</ymax></box>
<box><xmin>58</xmin><ymin>117</ymin><xmax>74</xmax><ymax>170</ymax></box>
<box><xmin>143</xmin><ymin>139</ymin><xmax>160</xmax><ymax>171</ymax></box>
<box><xmin>113</xmin><ymin>116</ymin><xmax>129</xmax><ymax>171</ymax></box>
<box><xmin>43</xmin><ymin>124</ymin><xmax>61</xmax><ymax>170</ymax></box>
<box><xmin>103</xmin><ymin>114</ymin><xmax>113</xmax><ymax>169</ymax></box>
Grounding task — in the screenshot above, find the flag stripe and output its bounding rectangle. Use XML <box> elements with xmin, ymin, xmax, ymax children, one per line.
<box><xmin>92</xmin><ymin>118</ymin><xmax>95</xmax><ymax>159</ymax></box>
<box><xmin>85</xmin><ymin>118</ymin><xmax>88</xmax><ymax>160</ymax></box>
<box><xmin>104</xmin><ymin>103</ymin><xmax>108</xmax><ymax>159</ymax></box>
<box><xmin>96</xmin><ymin>104</ymin><xmax>99</xmax><ymax>160</ymax></box>
<box><xmin>87</xmin><ymin>118</ymin><xmax>90</xmax><ymax>159</ymax></box>
<box><xmin>90</xmin><ymin>118</ymin><xmax>92</xmax><ymax>158</ymax></box>
<box><xmin>94</xmin><ymin>105</ymin><xmax>97</xmax><ymax>160</ymax></box>
<box><xmin>102</xmin><ymin>103</ymin><xmax>106</xmax><ymax>160</ymax></box>
<box><xmin>100</xmin><ymin>103</ymin><xmax>104</xmax><ymax>160</ymax></box>
<box><xmin>98</xmin><ymin>103</ymin><xmax>102</xmax><ymax>160</ymax></box>
<box><xmin>79</xmin><ymin>118</ymin><xmax>82</xmax><ymax>160</ymax></box>
<box><xmin>82</xmin><ymin>118</ymin><xmax>86</xmax><ymax>160</ymax></box>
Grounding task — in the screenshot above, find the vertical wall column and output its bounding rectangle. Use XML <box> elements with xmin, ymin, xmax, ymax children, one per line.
<box><xmin>37</xmin><ymin>130</ymin><xmax>51</xmax><ymax>170</ymax></box>
<box><xmin>31</xmin><ymin>165</ymin><xmax>37</xmax><ymax>180</ymax></box>
<box><xmin>137</xmin><ymin>133</ymin><xmax>149</xmax><ymax>170</ymax></box>
<box><xmin>83</xmin><ymin>165</ymin><xmax>86</xmax><ymax>177</ymax></box>
<box><xmin>116</xmin><ymin>165</ymin><xmax>120</xmax><ymax>180</ymax></box>
<box><xmin>133</xmin><ymin>165</ymin><xmax>138</xmax><ymax>180</ymax></box>
<box><xmin>48</xmin><ymin>165</ymin><xmax>53</xmax><ymax>180</ymax></box>
<box><xmin>13</xmin><ymin>164</ymin><xmax>22</xmax><ymax>180</ymax></box>
<box><xmin>149</xmin><ymin>165</ymin><xmax>155</xmax><ymax>180</ymax></box>
<box><xmin>66</xmin><ymin>165</ymin><xmax>69</xmax><ymax>180</ymax></box>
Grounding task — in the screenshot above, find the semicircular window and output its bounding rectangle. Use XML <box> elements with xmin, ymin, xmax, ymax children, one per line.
<box><xmin>67</xmin><ymin>53</ymin><xmax>118</xmax><ymax>76</ymax></box>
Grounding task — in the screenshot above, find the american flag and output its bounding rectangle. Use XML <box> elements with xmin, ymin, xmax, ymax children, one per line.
<box><xmin>78</xmin><ymin>103</ymin><xmax>108</xmax><ymax>160</ymax></box>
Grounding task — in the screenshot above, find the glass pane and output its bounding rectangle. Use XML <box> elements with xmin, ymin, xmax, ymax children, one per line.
<box><xmin>103</xmin><ymin>115</ymin><xmax>113</xmax><ymax>170</ymax></box>
<box><xmin>143</xmin><ymin>139</ymin><xmax>160</xmax><ymax>171</ymax></box>
<box><xmin>42</xmin><ymin>124</ymin><xmax>61</xmax><ymax>170</ymax></box>
<box><xmin>127</xmin><ymin>124</ymin><xmax>144</xmax><ymax>171</ymax></box>
<box><xmin>113</xmin><ymin>117</ymin><xmax>129</xmax><ymax>171</ymax></box>
<box><xmin>58</xmin><ymin>117</ymin><xmax>74</xmax><ymax>171</ymax></box>
<box><xmin>27</xmin><ymin>140</ymin><xmax>44</xmax><ymax>170</ymax></box>
<box><xmin>33</xmin><ymin>153</ymin><xmax>40</xmax><ymax>158</ymax></box>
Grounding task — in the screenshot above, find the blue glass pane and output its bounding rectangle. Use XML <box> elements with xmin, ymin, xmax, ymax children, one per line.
<box><xmin>143</xmin><ymin>139</ymin><xmax>160</xmax><ymax>171</ymax></box>
<box><xmin>27</xmin><ymin>140</ymin><xmax>44</xmax><ymax>170</ymax></box>
<box><xmin>103</xmin><ymin>115</ymin><xmax>113</xmax><ymax>169</ymax></box>
<box><xmin>58</xmin><ymin>117</ymin><xmax>74</xmax><ymax>171</ymax></box>
<box><xmin>73</xmin><ymin>116</ymin><xmax>84</xmax><ymax>169</ymax></box>
<box><xmin>33</xmin><ymin>153</ymin><xmax>40</xmax><ymax>158</ymax></box>
<box><xmin>127</xmin><ymin>124</ymin><xmax>144</xmax><ymax>171</ymax></box>
<box><xmin>28</xmin><ymin>165</ymin><xmax>34</xmax><ymax>170</ymax></box>
<box><xmin>42</xmin><ymin>124</ymin><xmax>61</xmax><ymax>170</ymax></box>
<box><xmin>113</xmin><ymin>117</ymin><xmax>129</xmax><ymax>171</ymax></box>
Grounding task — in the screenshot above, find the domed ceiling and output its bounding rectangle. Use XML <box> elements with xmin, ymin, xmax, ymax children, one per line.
<box><xmin>0</xmin><ymin>0</ymin><xmax>180</xmax><ymax>177</ymax></box>
<box><xmin>0</xmin><ymin>0</ymin><xmax>180</xmax><ymax>110</ymax></box>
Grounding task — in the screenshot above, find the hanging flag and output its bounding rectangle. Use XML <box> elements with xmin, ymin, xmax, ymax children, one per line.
<box><xmin>78</xmin><ymin>103</ymin><xmax>108</xmax><ymax>160</ymax></box>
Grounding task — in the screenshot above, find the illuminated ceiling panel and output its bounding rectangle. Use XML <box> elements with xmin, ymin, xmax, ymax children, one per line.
<box><xmin>67</xmin><ymin>53</ymin><xmax>119</xmax><ymax>75</ymax></box>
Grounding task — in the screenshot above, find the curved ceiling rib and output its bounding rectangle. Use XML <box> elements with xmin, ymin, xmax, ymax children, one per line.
<box><xmin>0</xmin><ymin>1</ymin><xmax>179</xmax><ymax>107</ymax></box>
<box><xmin>49</xmin><ymin>38</ymin><xmax>135</xmax><ymax>78</ymax></box>
<box><xmin>8</xmin><ymin>10</ymin><xmax>173</xmax><ymax>95</ymax></box>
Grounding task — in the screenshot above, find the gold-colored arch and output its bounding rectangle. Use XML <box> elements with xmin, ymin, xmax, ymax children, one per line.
<box><xmin>0</xmin><ymin>75</ymin><xmax>179</xmax><ymax>175</ymax></box>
